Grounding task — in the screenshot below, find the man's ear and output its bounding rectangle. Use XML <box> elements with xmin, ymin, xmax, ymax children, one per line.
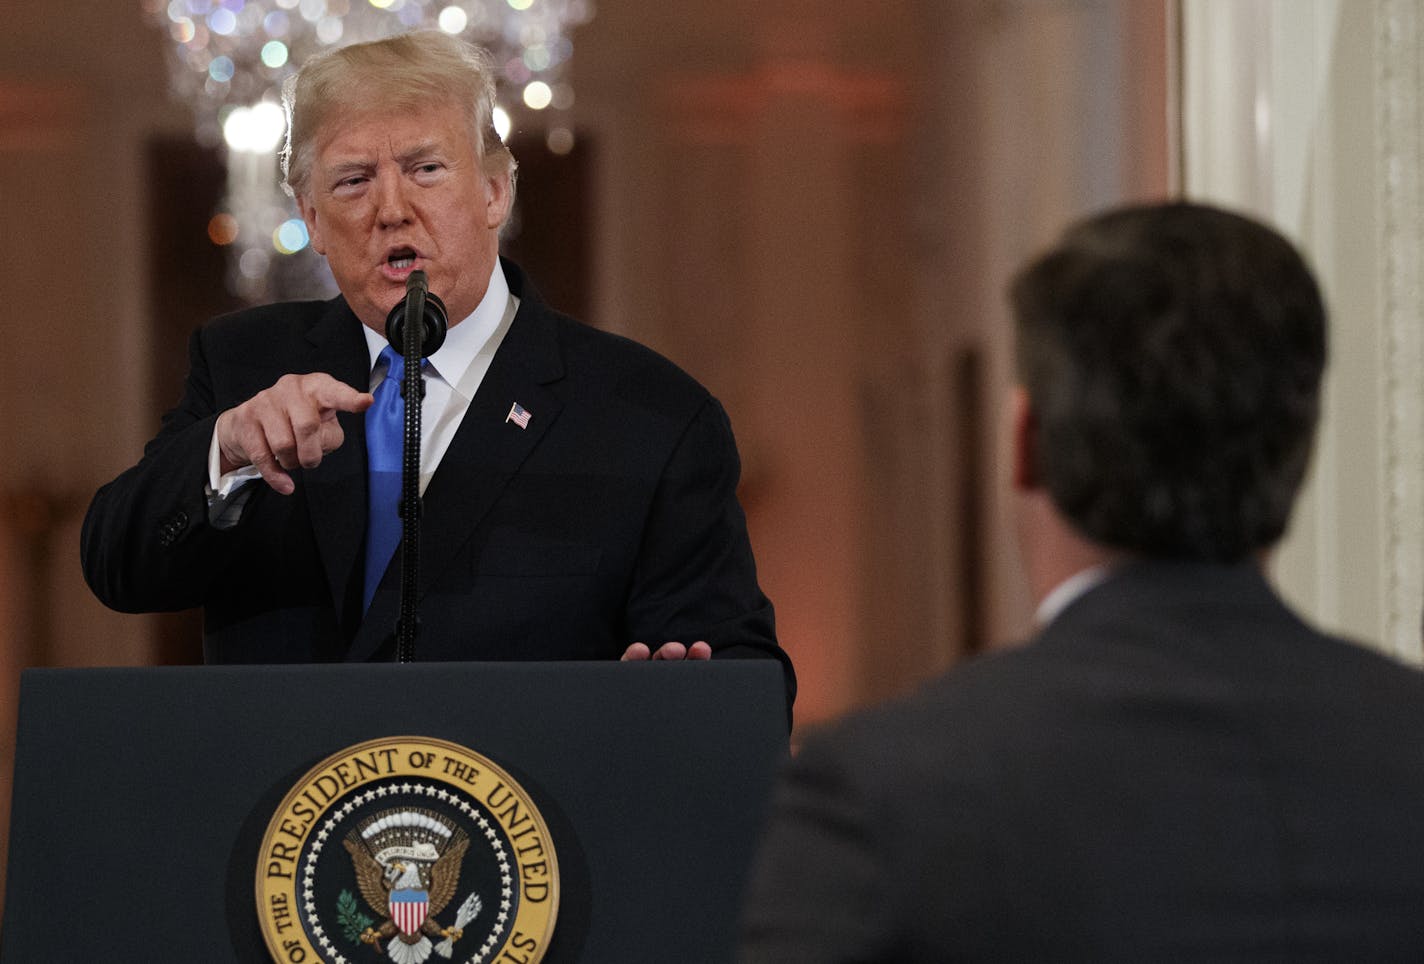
<box><xmin>297</xmin><ymin>194</ymin><xmax>326</xmax><ymax>256</ymax></box>
<box><xmin>484</xmin><ymin>170</ymin><xmax>512</xmax><ymax>230</ymax></box>
<box><xmin>1011</xmin><ymin>385</ymin><xmax>1040</xmax><ymax>491</ymax></box>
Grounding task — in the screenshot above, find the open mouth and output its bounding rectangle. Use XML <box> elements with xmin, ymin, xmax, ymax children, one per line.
<box><xmin>386</xmin><ymin>247</ymin><xmax>418</xmax><ymax>270</ymax></box>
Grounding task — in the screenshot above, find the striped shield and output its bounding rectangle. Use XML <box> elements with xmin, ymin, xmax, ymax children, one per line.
<box><xmin>389</xmin><ymin>888</ymin><xmax>429</xmax><ymax>936</ymax></box>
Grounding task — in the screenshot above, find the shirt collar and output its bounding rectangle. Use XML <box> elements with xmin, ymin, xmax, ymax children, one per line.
<box><xmin>362</xmin><ymin>258</ymin><xmax>511</xmax><ymax>392</ymax></box>
<box><xmin>1034</xmin><ymin>564</ymin><xmax>1113</xmax><ymax>629</ymax></box>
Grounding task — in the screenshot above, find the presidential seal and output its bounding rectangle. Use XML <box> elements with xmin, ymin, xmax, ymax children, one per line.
<box><xmin>257</xmin><ymin>737</ymin><xmax>558</xmax><ymax>964</ymax></box>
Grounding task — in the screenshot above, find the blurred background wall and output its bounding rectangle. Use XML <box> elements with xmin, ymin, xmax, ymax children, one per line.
<box><xmin>1</xmin><ymin>0</ymin><xmax>1418</xmax><ymax>917</ymax></box>
<box><xmin>1181</xmin><ymin>0</ymin><xmax>1424</xmax><ymax>667</ymax></box>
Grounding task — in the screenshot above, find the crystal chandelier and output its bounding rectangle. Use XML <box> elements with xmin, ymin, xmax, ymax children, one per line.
<box><xmin>144</xmin><ymin>0</ymin><xmax>592</xmax><ymax>300</ymax></box>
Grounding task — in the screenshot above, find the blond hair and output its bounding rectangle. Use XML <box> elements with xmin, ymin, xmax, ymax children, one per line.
<box><xmin>280</xmin><ymin>30</ymin><xmax>516</xmax><ymax>201</ymax></box>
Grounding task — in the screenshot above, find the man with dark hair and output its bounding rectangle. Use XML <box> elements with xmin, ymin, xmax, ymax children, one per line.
<box><xmin>739</xmin><ymin>202</ymin><xmax>1424</xmax><ymax>961</ymax></box>
<box><xmin>1012</xmin><ymin>203</ymin><xmax>1324</xmax><ymax>561</ymax></box>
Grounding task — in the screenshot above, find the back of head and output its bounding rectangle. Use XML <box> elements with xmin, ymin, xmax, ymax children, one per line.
<box><xmin>281</xmin><ymin>30</ymin><xmax>515</xmax><ymax>201</ymax></box>
<box><xmin>1011</xmin><ymin>202</ymin><xmax>1327</xmax><ymax>561</ymax></box>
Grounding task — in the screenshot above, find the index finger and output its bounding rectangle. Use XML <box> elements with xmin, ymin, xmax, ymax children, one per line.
<box><xmin>308</xmin><ymin>375</ymin><xmax>374</xmax><ymax>414</ymax></box>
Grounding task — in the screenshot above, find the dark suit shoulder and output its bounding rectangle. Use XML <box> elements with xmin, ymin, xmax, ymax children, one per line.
<box><xmin>192</xmin><ymin>297</ymin><xmax>368</xmax><ymax>402</ymax></box>
<box><xmin>550</xmin><ymin>311</ymin><xmax>712</xmax><ymax>417</ymax></box>
<box><xmin>502</xmin><ymin>258</ymin><xmax>712</xmax><ymax>420</ymax></box>
<box><xmin>810</xmin><ymin>562</ymin><xmax>1424</xmax><ymax>776</ymax></box>
<box><xmin>199</xmin><ymin>298</ymin><xmax>342</xmax><ymax>349</ymax></box>
<box><xmin>797</xmin><ymin>652</ymin><xmax>1025</xmax><ymax>792</ymax></box>
<box><xmin>762</xmin><ymin>566</ymin><xmax>1424</xmax><ymax>960</ymax></box>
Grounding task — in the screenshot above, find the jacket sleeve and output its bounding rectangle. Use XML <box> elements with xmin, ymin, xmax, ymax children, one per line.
<box><xmin>624</xmin><ymin>396</ymin><xmax>795</xmax><ymax>705</ymax></box>
<box><xmin>80</xmin><ymin>326</ymin><xmax>250</xmax><ymax>613</ymax></box>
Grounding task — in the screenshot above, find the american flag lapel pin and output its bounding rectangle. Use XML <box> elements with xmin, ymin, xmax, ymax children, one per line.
<box><xmin>506</xmin><ymin>402</ymin><xmax>532</xmax><ymax>429</ymax></box>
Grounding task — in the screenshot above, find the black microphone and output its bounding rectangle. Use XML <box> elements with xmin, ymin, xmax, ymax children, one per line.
<box><xmin>384</xmin><ymin>270</ymin><xmax>448</xmax><ymax>358</ymax></box>
<box><xmin>383</xmin><ymin>269</ymin><xmax>448</xmax><ymax>663</ymax></box>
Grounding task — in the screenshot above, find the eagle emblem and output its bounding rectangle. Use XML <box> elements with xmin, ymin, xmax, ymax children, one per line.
<box><xmin>342</xmin><ymin>809</ymin><xmax>482</xmax><ymax>964</ymax></box>
<box><xmin>257</xmin><ymin>737</ymin><xmax>557</xmax><ymax>963</ymax></box>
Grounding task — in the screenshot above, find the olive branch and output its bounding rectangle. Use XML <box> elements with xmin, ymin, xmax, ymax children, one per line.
<box><xmin>336</xmin><ymin>889</ymin><xmax>374</xmax><ymax>944</ymax></box>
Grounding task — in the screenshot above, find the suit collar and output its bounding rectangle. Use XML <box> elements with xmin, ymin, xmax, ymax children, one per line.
<box><xmin>306</xmin><ymin>295</ymin><xmax>371</xmax><ymax>372</ymax></box>
<box><xmin>1035</xmin><ymin>565</ymin><xmax>1113</xmax><ymax>628</ymax></box>
<box><xmin>1036</xmin><ymin>558</ymin><xmax>1284</xmax><ymax>646</ymax></box>
<box><xmin>494</xmin><ymin>257</ymin><xmax>565</xmax><ymax>385</ymax></box>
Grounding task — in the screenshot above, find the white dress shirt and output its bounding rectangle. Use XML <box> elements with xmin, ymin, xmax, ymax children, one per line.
<box><xmin>359</xmin><ymin>261</ymin><xmax>517</xmax><ymax>496</ymax></box>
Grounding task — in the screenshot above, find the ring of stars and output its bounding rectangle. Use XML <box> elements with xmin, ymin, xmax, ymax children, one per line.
<box><xmin>298</xmin><ymin>781</ymin><xmax>517</xmax><ymax>964</ymax></box>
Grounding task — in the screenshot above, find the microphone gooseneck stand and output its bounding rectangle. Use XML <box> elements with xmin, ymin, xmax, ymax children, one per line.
<box><xmin>385</xmin><ymin>269</ymin><xmax>448</xmax><ymax>663</ymax></box>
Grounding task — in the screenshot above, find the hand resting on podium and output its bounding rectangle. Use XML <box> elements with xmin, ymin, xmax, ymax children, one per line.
<box><xmin>620</xmin><ymin>641</ymin><xmax>712</xmax><ymax>661</ymax></box>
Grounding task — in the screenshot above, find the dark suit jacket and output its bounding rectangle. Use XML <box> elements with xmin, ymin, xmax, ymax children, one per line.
<box><xmin>83</xmin><ymin>261</ymin><xmax>791</xmax><ymax>692</ymax></box>
<box><xmin>740</xmin><ymin>560</ymin><xmax>1424</xmax><ymax>962</ymax></box>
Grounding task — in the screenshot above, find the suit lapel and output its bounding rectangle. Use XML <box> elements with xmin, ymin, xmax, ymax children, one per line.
<box><xmin>346</xmin><ymin>272</ymin><xmax>566</xmax><ymax>661</ymax></box>
<box><xmin>299</xmin><ymin>297</ymin><xmax>373</xmax><ymax>629</ymax></box>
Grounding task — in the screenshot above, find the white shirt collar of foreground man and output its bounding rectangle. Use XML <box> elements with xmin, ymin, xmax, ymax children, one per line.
<box><xmin>362</xmin><ymin>257</ymin><xmax>518</xmax><ymax>496</ymax></box>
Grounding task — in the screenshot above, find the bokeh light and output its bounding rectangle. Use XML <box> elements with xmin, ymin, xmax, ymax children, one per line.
<box><xmin>223</xmin><ymin>101</ymin><xmax>286</xmax><ymax>152</ymax></box>
<box><xmin>546</xmin><ymin>127</ymin><xmax>574</xmax><ymax>155</ymax></box>
<box><xmin>273</xmin><ymin>218</ymin><xmax>311</xmax><ymax>254</ymax></box>
<box><xmin>504</xmin><ymin>57</ymin><xmax>531</xmax><ymax>86</ymax></box>
<box><xmin>208</xmin><ymin>212</ymin><xmax>240</xmax><ymax>245</ymax></box>
<box><xmin>208</xmin><ymin>55</ymin><xmax>236</xmax><ymax>82</ymax></box>
<box><xmin>239</xmin><ymin>247</ymin><xmax>272</xmax><ymax>280</ymax></box>
<box><xmin>492</xmin><ymin>106</ymin><xmax>512</xmax><ymax>141</ymax></box>
<box><xmin>438</xmin><ymin>5</ymin><xmax>467</xmax><ymax>33</ymax></box>
<box><xmin>315</xmin><ymin>13</ymin><xmax>343</xmax><ymax>42</ymax></box>
<box><xmin>208</xmin><ymin>7</ymin><xmax>239</xmax><ymax>34</ymax></box>
<box><xmin>260</xmin><ymin>40</ymin><xmax>289</xmax><ymax>67</ymax></box>
<box><xmin>522</xmin><ymin>80</ymin><xmax>552</xmax><ymax>110</ymax></box>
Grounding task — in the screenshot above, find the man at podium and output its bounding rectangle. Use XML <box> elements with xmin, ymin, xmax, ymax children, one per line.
<box><xmin>81</xmin><ymin>32</ymin><xmax>792</xmax><ymax>700</ymax></box>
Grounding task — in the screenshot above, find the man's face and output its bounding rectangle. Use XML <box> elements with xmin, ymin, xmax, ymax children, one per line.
<box><xmin>297</xmin><ymin>99</ymin><xmax>510</xmax><ymax>332</ymax></box>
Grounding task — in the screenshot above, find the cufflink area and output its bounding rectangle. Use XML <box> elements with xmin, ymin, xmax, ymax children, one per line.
<box><xmin>157</xmin><ymin>509</ymin><xmax>190</xmax><ymax>547</ymax></box>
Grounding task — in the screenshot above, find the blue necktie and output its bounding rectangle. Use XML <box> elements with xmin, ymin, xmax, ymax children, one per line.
<box><xmin>363</xmin><ymin>346</ymin><xmax>409</xmax><ymax>611</ymax></box>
